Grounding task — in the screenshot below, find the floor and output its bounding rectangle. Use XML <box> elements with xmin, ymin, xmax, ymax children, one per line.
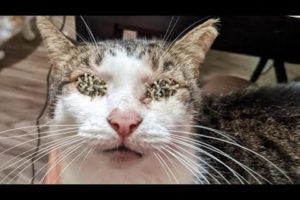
<box><xmin>0</xmin><ymin>16</ymin><xmax>299</xmax><ymax>184</ymax></box>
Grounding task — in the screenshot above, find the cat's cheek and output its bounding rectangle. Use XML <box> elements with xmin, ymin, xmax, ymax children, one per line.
<box><xmin>149</xmin><ymin>98</ymin><xmax>190</xmax><ymax>126</ymax></box>
<box><xmin>175</xmin><ymin>89</ymin><xmax>191</xmax><ymax>103</ymax></box>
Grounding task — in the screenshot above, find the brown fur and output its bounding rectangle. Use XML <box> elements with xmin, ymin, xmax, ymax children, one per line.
<box><xmin>200</xmin><ymin>84</ymin><xmax>300</xmax><ymax>184</ymax></box>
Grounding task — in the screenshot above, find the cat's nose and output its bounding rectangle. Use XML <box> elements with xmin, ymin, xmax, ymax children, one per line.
<box><xmin>107</xmin><ymin>109</ymin><xmax>142</xmax><ymax>139</ymax></box>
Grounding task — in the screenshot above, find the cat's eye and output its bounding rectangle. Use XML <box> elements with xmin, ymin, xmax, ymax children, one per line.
<box><xmin>146</xmin><ymin>78</ymin><xmax>180</xmax><ymax>101</ymax></box>
<box><xmin>76</xmin><ymin>73</ymin><xmax>107</xmax><ymax>97</ymax></box>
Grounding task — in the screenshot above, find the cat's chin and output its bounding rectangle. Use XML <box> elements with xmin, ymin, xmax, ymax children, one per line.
<box><xmin>106</xmin><ymin>150</ymin><xmax>142</xmax><ymax>161</ymax></box>
<box><xmin>93</xmin><ymin>145</ymin><xmax>144</xmax><ymax>168</ymax></box>
<box><xmin>104</xmin><ymin>153</ymin><xmax>144</xmax><ymax>169</ymax></box>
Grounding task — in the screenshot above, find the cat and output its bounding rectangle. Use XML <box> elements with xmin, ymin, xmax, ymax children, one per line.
<box><xmin>0</xmin><ymin>16</ymin><xmax>36</xmax><ymax>60</ymax></box>
<box><xmin>36</xmin><ymin>16</ymin><xmax>300</xmax><ymax>184</ymax></box>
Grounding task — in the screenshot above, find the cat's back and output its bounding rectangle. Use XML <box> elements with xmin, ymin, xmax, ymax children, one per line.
<box><xmin>199</xmin><ymin>82</ymin><xmax>300</xmax><ymax>184</ymax></box>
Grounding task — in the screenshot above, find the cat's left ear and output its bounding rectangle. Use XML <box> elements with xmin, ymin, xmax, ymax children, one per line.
<box><xmin>171</xmin><ymin>18</ymin><xmax>219</xmax><ymax>64</ymax></box>
<box><xmin>36</xmin><ymin>16</ymin><xmax>76</xmax><ymax>65</ymax></box>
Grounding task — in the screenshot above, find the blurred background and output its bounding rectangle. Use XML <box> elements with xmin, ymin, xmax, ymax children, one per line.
<box><xmin>0</xmin><ymin>16</ymin><xmax>300</xmax><ymax>183</ymax></box>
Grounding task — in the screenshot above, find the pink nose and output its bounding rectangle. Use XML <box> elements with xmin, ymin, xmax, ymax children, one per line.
<box><xmin>107</xmin><ymin>109</ymin><xmax>142</xmax><ymax>138</ymax></box>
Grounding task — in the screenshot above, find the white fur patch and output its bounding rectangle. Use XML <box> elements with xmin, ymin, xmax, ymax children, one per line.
<box><xmin>50</xmin><ymin>50</ymin><xmax>203</xmax><ymax>184</ymax></box>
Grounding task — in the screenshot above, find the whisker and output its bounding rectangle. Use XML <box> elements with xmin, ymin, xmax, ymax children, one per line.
<box><xmin>169</xmin><ymin>130</ymin><xmax>292</xmax><ymax>183</ymax></box>
<box><xmin>0</xmin><ymin>124</ymin><xmax>80</xmax><ymax>135</ymax></box>
<box><xmin>171</xmin><ymin>136</ymin><xmax>266</xmax><ymax>184</ymax></box>
<box><xmin>167</xmin><ymin>129</ymin><xmax>238</xmax><ymax>145</ymax></box>
<box><xmin>164</xmin><ymin>16</ymin><xmax>180</xmax><ymax>46</ymax></box>
<box><xmin>1</xmin><ymin>132</ymin><xmax>77</xmax><ymax>182</ymax></box>
<box><xmin>161</xmin><ymin>16</ymin><xmax>214</xmax><ymax>58</ymax></box>
<box><xmin>75</xmin><ymin>145</ymin><xmax>95</xmax><ymax>176</ymax></box>
<box><xmin>0</xmin><ymin>129</ymin><xmax>80</xmax><ymax>159</ymax></box>
<box><xmin>169</xmin><ymin>146</ymin><xmax>221</xmax><ymax>184</ymax></box>
<box><xmin>155</xmin><ymin>149</ymin><xmax>179</xmax><ymax>184</ymax></box>
<box><xmin>160</xmin><ymin>146</ymin><xmax>205</xmax><ymax>184</ymax></box>
<box><xmin>79</xmin><ymin>16</ymin><xmax>102</xmax><ymax>58</ymax></box>
<box><xmin>0</xmin><ymin>133</ymin><xmax>79</xmax><ymax>173</ymax></box>
<box><xmin>162</xmin><ymin>16</ymin><xmax>174</xmax><ymax>42</ymax></box>
<box><xmin>168</xmin><ymin>137</ymin><xmax>227</xmax><ymax>184</ymax></box>
<box><xmin>50</xmin><ymin>17</ymin><xmax>99</xmax><ymax>60</ymax></box>
<box><xmin>38</xmin><ymin>138</ymin><xmax>85</xmax><ymax>184</ymax></box>
<box><xmin>167</xmin><ymin>124</ymin><xmax>238</xmax><ymax>143</ymax></box>
<box><xmin>153</xmin><ymin>152</ymin><xmax>173</xmax><ymax>184</ymax></box>
<box><xmin>0</xmin><ymin>127</ymin><xmax>78</xmax><ymax>141</ymax></box>
<box><xmin>160</xmin><ymin>16</ymin><xmax>174</xmax><ymax>52</ymax></box>
<box><xmin>161</xmin><ymin>145</ymin><xmax>209</xmax><ymax>184</ymax></box>
<box><xmin>172</xmin><ymin>138</ymin><xmax>247</xmax><ymax>184</ymax></box>
<box><xmin>1</xmin><ymin>135</ymin><xmax>81</xmax><ymax>184</ymax></box>
<box><xmin>160</xmin><ymin>16</ymin><xmax>180</xmax><ymax>54</ymax></box>
<box><xmin>0</xmin><ymin>135</ymin><xmax>81</xmax><ymax>183</ymax></box>
<box><xmin>51</xmin><ymin>17</ymin><xmax>95</xmax><ymax>46</ymax></box>
<box><xmin>31</xmin><ymin>137</ymin><xmax>84</xmax><ymax>183</ymax></box>
<box><xmin>53</xmin><ymin>140</ymin><xmax>86</xmax><ymax>183</ymax></box>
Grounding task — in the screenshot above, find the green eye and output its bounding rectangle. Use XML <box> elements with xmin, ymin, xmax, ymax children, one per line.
<box><xmin>76</xmin><ymin>73</ymin><xmax>107</xmax><ymax>97</ymax></box>
<box><xmin>146</xmin><ymin>78</ymin><xmax>180</xmax><ymax>101</ymax></box>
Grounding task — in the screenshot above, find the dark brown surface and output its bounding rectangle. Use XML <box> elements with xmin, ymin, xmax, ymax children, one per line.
<box><xmin>76</xmin><ymin>16</ymin><xmax>300</xmax><ymax>83</ymax></box>
<box><xmin>76</xmin><ymin>16</ymin><xmax>300</xmax><ymax>63</ymax></box>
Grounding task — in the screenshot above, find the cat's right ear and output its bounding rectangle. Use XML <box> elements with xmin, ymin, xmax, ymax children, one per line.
<box><xmin>170</xmin><ymin>18</ymin><xmax>219</xmax><ymax>64</ymax></box>
<box><xmin>36</xmin><ymin>16</ymin><xmax>75</xmax><ymax>65</ymax></box>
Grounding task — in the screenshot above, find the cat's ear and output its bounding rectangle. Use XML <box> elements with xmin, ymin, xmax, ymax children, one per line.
<box><xmin>171</xmin><ymin>18</ymin><xmax>219</xmax><ymax>64</ymax></box>
<box><xmin>36</xmin><ymin>16</ymin><xmax>75</xmax><ymax>64</ymax></box>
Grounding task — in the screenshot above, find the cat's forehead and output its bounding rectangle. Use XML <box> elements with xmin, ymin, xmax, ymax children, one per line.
<box><xmin>96</xmin><ymin>47</ymin><xmax>153</xmax><ymax>79</ymax></box>
<box><xmin>97</xmin><ymin>39</ymin><xmax>162</xmax><ymax>58</ymax></box>
<box><xmin>86</xmin><ymin>39</ymin><xmax>164</xmax><ymax>75</ymax></box>
<box><xmin>101</xmin><ymin>39</ymin><xmax>161</xmax><ymax>50</ymax></box>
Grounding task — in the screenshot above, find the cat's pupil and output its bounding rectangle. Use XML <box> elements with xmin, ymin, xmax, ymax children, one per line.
<box><xmin>146</xmin><ymin>78</ymin><xmax>179</xmax><ymax>101</ymax></box>
<box><xmin>76</xmin><ymin>73</ymin><xmax>107</xmax><ymax>97</ymax></box>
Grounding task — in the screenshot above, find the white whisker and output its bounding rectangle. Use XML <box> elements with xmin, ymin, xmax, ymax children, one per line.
<box><xmin>167</xmin><ymin>124</ymin><xmax>238</xmax><ymax>143</ymax></box>
<box><xmin>155</xmin><ymin>149</ymin><xmax>179</xmax><ymax>184</ymax></box>
<box><xmin>168</xmin><ymin>136</ymin><xmax>247</xmax><ymax>184</ymax></box>
<box><xmin>53</xmin><ymin>140</ymin><xmax>87</xmax><ymax>183</ymax></box>
<box><xmin>161</xmin><ymin>16</ymin><xmax>214</xmax><ymax>58</ymax></box>
<box><xmin>38</xmin><ymin>138</ymin><xmax>85</xmax><ymax>184</ymax></box>
<box><xmin>169</xmin><ymin>129</ymin><xmax>292</xmax><ymax>183</ymax></box>
<box><xmin>153</xmin><ymin>152</ymin><xmax>173</xmax><ymax>183</ymax></box>
<box><xmin>0</xmin><ymin>128</ymin><xmax>81</xmax><ymax>159</ymax></box>
<box><xmin>0</xmin><ymin>133</ymin><xmax>78</xmax><ymax>173</ymax></box>
<box><xmin>75</xmin><ymin>145</ymin><xmax>95</xmax><ymax>176</ymax></box>
<box><xmin>162</xmin><ymin>145</ymin><xmax>209</xmax><ymax>184</ymax></box>
<box><xmin>31</xmin><ymin>136</ymin><xmax>84</xmax><ymax>183</ymax></box>
<box><xmin>0</xmin><ymin>127</ymin><xmax>78</xmax><ymax>141</ymax></box>
<box><xmin>171</xmin><ymin>136</ymin><xmax>265</xmax><ymax>184</ymax></box>
<box><xmin>168</xmin><ymin>136</ymin><xmax>227</xmax><ymax>184</ymax></box>
<box><xmin>0</xmin><ymin>124</ymin><xmax>80</xmax><ymax>135</ymax></box>
<box><xmin>79</xmin><ymin>16</ymin><xmax>102</xmax><ymax>58</ymax></box>
<box><xmin>1</xmin><ymin>135</ymin><xmax>81</xmax><ymax>184</ymax></box>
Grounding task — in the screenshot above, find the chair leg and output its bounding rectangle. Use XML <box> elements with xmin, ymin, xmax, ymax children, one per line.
<box><xmin>274</xmin><ymin>59</ymin><xmax>288</xmax><ymax>83</ymax></box>
<box><xmin>250</xmin><ymin>57</ymin><xmax>268</xmax><ymax>82</ymax></box>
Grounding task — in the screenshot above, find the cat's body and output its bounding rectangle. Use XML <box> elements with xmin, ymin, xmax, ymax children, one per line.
<box><xmin>0</xmin><ymin>16</ymin><xmax>36</xmax><ymax>60</ymax></box>
<box><xmin>36</xmin><ymin>16</ymin><xmax>299</xmax><ymax>184</ymax></box>
<box><xmin>199</xmin><ymin>84</ymin><xmax>300</xmax><ymax>184</ymax></box>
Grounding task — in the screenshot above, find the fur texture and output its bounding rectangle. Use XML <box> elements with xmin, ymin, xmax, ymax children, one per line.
<box><xmin>36</xmin><ymin>16</ymin><xmax>299</xmax><ymax>184</ymax></box>
<box><xmin>199</xmin><ymin>83</ymin><xmax>300</xmax><ymax>184</ymax></box>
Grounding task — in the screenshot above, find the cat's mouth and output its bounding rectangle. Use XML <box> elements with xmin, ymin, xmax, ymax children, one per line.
<box><xmin>103</xmin><ymin>145</ymin><xmax>143</xmax><ymax>158</ymax></box>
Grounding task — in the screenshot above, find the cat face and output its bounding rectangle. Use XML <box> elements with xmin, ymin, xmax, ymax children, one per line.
<box><xmin>37</xmin><ymin>17</ymin><xmax>218</xmax><ymax>166</ymax></box>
